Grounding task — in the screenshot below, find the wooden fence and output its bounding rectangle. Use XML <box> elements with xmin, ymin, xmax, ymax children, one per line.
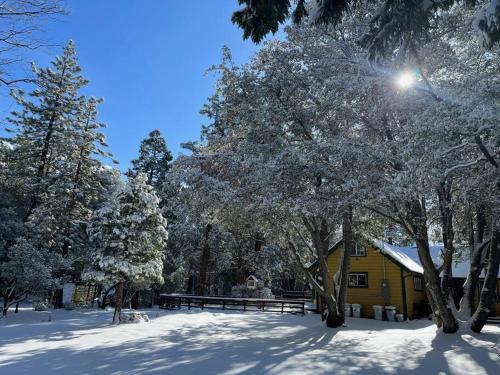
<box><xmin>159</xmin><ymin>294</ymin><xmax>305</xmax><ymax>315</ymax></box>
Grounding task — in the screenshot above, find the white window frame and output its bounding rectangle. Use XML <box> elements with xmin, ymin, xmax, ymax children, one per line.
<box><xmin>351</xmin><ymin>243</ymin><xmax>366</xmax><ymax>257</ymax></box>
<box><xmin>348</xmin><ymin>272</ymin><xmax>368</xmax><ymax>288</ymax></box>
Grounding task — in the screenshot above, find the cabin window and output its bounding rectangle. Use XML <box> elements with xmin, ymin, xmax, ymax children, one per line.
<box><xmin>414</xmin><ymin>276</ymin><xmax>424</xmax><ymax>291</ymax></box>
<box><xmin>351</xmin><ymin>244</ymin><xmax>366</xmax><ymax>257</ymax></box>
<box><xmin>348</xmin><ymin>273</ymin><xmax>368</xmax><ymax>288</ymax></box>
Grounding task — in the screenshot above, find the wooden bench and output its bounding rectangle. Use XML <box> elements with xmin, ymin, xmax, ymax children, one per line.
<box><xmin>158</xmin><ymin>294</ymin><xmax>305</xmax><ymax>315</ymax></box>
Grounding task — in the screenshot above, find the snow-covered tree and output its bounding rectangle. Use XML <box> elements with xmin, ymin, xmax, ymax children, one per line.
<box><xmin>128</xmin><ymin>129</ymin><xmax>172</xmax><ymax>189</ymax></box>
<box><xmin>1</xmin><ymin>42</ymin><xmax>118</xmax><ymax>307</ymax></box>
<box><xmin>1</xmin><ymin>238</ymin><xmax>56</xmax><ymax>316</ymax></box>
<box><xmin>7</xmin><ymin>40</ymin><xmax>88</xmax><ymax>219</ymax></box>
<box><xmin>86</xmin><ymin>173</ymin><xmax>167</xmax><ymax>324</ymax></box>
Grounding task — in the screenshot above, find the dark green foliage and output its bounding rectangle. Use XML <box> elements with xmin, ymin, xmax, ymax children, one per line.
<box><xmin>231</xmin><ymin>0</ymin><xmax>500</xmax><ymax>54</ymax></box>
<box><xmin>128</xmin><ymin>129</ymin><xmax>173</xmax><ymax>188</ymax></box>
<box><xmin>232</xmin><ymin>0</ymin><xmax>291</xmax><ymax>43</ymax></box>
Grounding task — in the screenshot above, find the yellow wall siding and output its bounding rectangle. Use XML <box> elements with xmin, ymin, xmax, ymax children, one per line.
<box><xmin>327</xmin><ymin>245</ymin><xmax>413</xmax><ymax>318</ymax></box>
<box><xmin>405</xmin><ymin>274</ymin><xmax>427</xmax><ymax>318</ymax></box>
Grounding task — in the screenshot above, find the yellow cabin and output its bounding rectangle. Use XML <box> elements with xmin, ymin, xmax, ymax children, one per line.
<box><xmin>314</xmin><ymin>239</ymin><xmax>500</xmax><ymax>320</ymax></box>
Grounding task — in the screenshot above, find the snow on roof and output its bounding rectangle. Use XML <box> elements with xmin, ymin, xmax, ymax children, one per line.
<box><xmin>371</xmin><ymin>239</ymin><xmax>427</xmax><ymax>274</ymax></box>
<box><xmin>372</xmin><ymin>240</ymin><xmax>499</xmax><ymax>278</ymax></box>
<box><xmin>449</xmin><ymin>258</ymin><xmax>500</xmax><ymax>278</ymax></box>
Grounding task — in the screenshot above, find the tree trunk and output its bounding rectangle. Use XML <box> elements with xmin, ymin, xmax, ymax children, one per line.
<box><xmin>336</xmin><ymin>208</ymin><xmax>353</xmax><ymax>324</ymax></box>
<box><xmin>464</xmin><ymin>206</ymin><xmax>488</xmax><ymax>314</ymax></box>
<box><xmin>100</xmin><ymin>283</ymin><xmax>118</xmax><ymax>309</ymax></box>
<box><xmin>408</xmin><ymin>199</ymin><xmax>458</xmax><ymax>333</ymax></box>
<box><xmin>113</xmin><ymin>280</ymin><xmax>124</xmax><ymax>324</ymax></box>
<box><xmin>469</xmin><ymin>224</ymin><xmax>500</xmax><ymax>332</ymax></box>
<box><xmin>312</xmin><ymin>218</ymin><xmax>341</xmax><ymax>328</ymax></box>
<box><xmin>2</xmin><ymin>296</ymin><xmax>8</xmax><ymax>316</ymax></box>
<box><xmin>437</xmin><ymin>181</ymin><xmax>455</xmax><ymax>305</ymax></box>
<box><xmin>196</xmin><ymin>223</ymin><xmax>212</xmax><ymax>296</ymax></box>
<box><xmin>237</xmin><ymin>254</ymin><xmax>247</xmax><ymax>284</ymax></box>
<box><xmin>459</xmin><ymin>239</ymin><xmax>490</xmax><ymax>317</ymax></box>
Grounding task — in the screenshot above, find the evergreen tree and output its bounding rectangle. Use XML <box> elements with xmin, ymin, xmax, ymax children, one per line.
<box><xmin>6</xmin><ymin>40</ymin><xmax>88</xmax><ymax>219</ymax></box>
<box><xmin>232</xmin><ymin>0</ymin><xmax>500</xmax><ymax>53</ymax></box>
<box><xmin>128</xmin><ymin>130</ymin><xmax>172</xmax><ymax>189</ymax></box>
<box><xmin>1</xmin><ymin>43</ymin><xmax>117</xmax><ymax>303</ymax></box>
<box><xmin>86</xmin><ymin>173</ymin><xmax>167</xmax><ymax>324</ymax></box>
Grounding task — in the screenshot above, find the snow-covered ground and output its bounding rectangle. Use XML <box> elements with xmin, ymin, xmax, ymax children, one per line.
<box><xmin>1</xmin><ymin>308</ymin><xmax>499</xmax><ymax>374</ymax></box>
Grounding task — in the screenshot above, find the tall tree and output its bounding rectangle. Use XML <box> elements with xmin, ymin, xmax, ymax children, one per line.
<box><xmin>6</xmin><ymin>40</ymin><xmax>89</xmax><ymax>220</ymax></box>
<box><xmin>128</xmin><ymin>129</ymin><xmax>172</xmax><ymax>189</ymax></box>
<box><xmin>86</xmin><ymin>173</ymin><xmax>167</xmax><ymax>324</ymax></box>
<box><xmin>232</xmin><ymin>0</ymin><xmax>500</xmax><ymax>53</ymax></box>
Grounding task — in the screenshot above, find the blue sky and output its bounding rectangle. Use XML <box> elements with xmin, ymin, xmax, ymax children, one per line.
<box><xmin>0</xmin><ymin>0</ymin><xmax>281</xmax><ymax>170</ymax></box>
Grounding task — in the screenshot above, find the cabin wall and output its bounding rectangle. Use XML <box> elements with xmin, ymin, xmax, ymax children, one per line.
<box><xmin>327</xmin><ymin>245</ymin><xmax>411</xmax><ymax>318</ymax></box>
<box><xmin>405</xmin><ymin>273</ymin><xmax>427</xmax><ymax>318</ymax></box>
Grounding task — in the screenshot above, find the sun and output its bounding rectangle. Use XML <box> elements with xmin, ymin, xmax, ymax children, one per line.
<box><xmin>396</xmin><ymin>71</ymin><xmax>416</xmax><ymax>89</ymax></box>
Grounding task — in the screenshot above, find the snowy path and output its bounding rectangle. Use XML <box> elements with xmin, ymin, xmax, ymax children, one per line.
<box><xmin>1</xmin><ymin>308</ymin><xmax>499</xmax><ymax>374</ymax></box>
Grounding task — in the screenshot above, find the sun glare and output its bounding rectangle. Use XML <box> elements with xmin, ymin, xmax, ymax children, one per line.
<box><xmin>396</xmin><ymin>71</ymin><xmax>416</xmax><ymax>89</ymax></box>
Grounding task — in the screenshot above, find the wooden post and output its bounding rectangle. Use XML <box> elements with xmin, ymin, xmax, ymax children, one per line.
<box><xmin>281</xmin><ymin>302</ymin><xmax>284</xmax><ymax>314</ymax></box>
<box><xmin>302</xmin><ymin>302</ymin><xmax>305</xmax><ymax>315</ymax></box>
<box><xmin>188</xmin><ymin>298</ymin><xmax>191</xmax><ymax>310</ymax></box>
<box><xmin>222</xmin><ymin>300</ymin><xmax>225</xmax><ymax>310</ymax></box>
<box><xmin>201</xmin><ymin>299</ymin><xmax>204</xmax><ymax>310</ymax></box>
<box><xmin>244</xmin><ymin>300</ymin><xmax>246</xmax><ymax>311</ymax></box>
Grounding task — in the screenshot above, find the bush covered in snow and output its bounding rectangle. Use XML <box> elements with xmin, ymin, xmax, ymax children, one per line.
<box><xmin>33</xmin><ymin>302</ymin><xmax>48</xmax><ymax>311</ymax></box>
<box><xmin>120</xmin><ymin>311</ymin><xmax>150</xmax><ymax>324</ymax></box>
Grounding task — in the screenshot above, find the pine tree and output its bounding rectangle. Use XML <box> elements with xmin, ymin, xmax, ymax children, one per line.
<box><xmin>86</xmin><ymin>173</ymin><xmax>167</xmax><ymax>324</ymax></box>
<box><xmin>5</xmin><ymin>42</ymin><xmax>116</xmax><ymax>257</ymax></box>
<box><xmin>7</xmin><ymin>40</ymin><xmax>88</xmax><ymax>219</ymax></box>
<box><xmin>232</xmin><ymin>0</ymin><xmax>500</xmax><ymax>53</ymax></box>
<box><xmin>128</xmin><ymin>130</ymin><xmax>172</xmax><ymax>189</ymax></box>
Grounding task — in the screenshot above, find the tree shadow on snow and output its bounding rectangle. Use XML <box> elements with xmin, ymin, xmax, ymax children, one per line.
<box><xmin>0</xmin><ymin>310</ymin><xmax>499</xmax><ymax>374</ymax></box>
